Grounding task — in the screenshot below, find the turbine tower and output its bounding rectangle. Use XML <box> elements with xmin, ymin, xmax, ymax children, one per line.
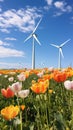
<box><xmin>24</xmin><ymin>18</ymin><xmax>42</xmax><ymax>69</ymax></box>
<box><xmin>51</xmin><ymin>39</ymin><xmax>71</xmax><ymax>69</ymax></box>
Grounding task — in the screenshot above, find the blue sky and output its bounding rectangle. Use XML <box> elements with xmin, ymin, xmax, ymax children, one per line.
<box><xmin>0</xmin><ymin>0</ymin><xmax>73</xmax><ymax>69</ymax></box>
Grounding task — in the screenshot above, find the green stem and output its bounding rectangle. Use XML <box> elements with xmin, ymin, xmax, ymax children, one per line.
<box><xmin>9</xmin><ymin>120</ymin><xmax>13</xmax><ymax>130</ymax></box>
<box><xmin>10</xmin><ymin>125</ymin><xmax>12</xmax><ymax>130</ymax></box>
<box><xmin>16</xmin><ymin>94</ymin><xmax>22</xmax><ymax>130</ymax></box>
<box><xmin>20</xmin><ymin>111</ymin><xmax>22</xmax><ymax>130</ymax></box>
<box><xmin>16</xmin><ymin>94</ymin><xmax>20</xmax><ymax>106</ymax></box>
<box><xmin>10</xmin><ymin>126</ymin><xmax>11</xmax><ymax>130</ymax></box>
<box><xmin>47</xmin><ymin>91</ymin><xmax>50</xmax><ymax>130</ymax></box>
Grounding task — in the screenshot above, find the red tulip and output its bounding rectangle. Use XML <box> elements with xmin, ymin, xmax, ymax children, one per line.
<box><xmin>1</xmin><ymin>87</ymin><xmax>14</xmax><ymax>98</ymax></box>
<box><xmin>53</xmin><ymin>71</ymin><xmax>67</xmax><ymax>82</ymax></box>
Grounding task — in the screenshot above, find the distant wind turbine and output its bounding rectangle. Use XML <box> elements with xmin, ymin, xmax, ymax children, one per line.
<box><xmin>51</xmin><ymin>39</ymin><xmax>71</xmax><ymax>69</ymax></box>
<box><xmin>24</xmin><ymin>18</ymin><xmax>42</xmax><ymax>69</ymax></box>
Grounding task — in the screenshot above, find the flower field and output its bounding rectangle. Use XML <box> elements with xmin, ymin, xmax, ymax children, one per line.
<box><xmin>0</xmin><ymin>67</ymin><xmax>73</xmax><ymax>130</ymax></box>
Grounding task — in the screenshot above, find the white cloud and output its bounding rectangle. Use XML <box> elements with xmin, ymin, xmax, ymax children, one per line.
<box><xmin>54</xmin><ymin>1</ymin><xmax>72</xmax><ymax>12</ymax></box>
<box><xmin>0</xmin><ymin>7</ymin><xmax>42</xmax><ymax>33</ymax></box>
<box><xmin>5</xmin><ymin>37</ymin><xmax>17</xmax><ymax>41</ymax></box>
<box><xmin>0</xmin><ymin>28</ymin><xmax>10</xmax><ymax>33</ymax></box>
<box><xmin>0</xmin><ymin>40</ymin><xmax>10</xmax><ymax>46</ymax></box>
<box><xmin>0</xmin><ymin>0</ymin><xmax>4</xmax><ymax>2</ymax></box>
<box><xmin>66</xmin><ymin>5</ymin><xmax>72</xmax><ymax>12</ymax></box>
<box><xmin>44</xmin><ymin>0</ymin><xmax>53</xmax><ymax>11</ymax></box>
<box><xmin>53</xmin><ymin>1</ymin><xmax>72</xmax><ymax>16</ymax></box>
<box><xmin>44</xmin><ymin>6</ymin><xmax>50</xmax><ymax>10</ymax></box>
<box><xmin>0</xmin><ymin>62</ymin><xmax>25</xmax><ymax>69</ymax></box>
<box><xmin>54</xmin><ymin>1</ymin><xmax>64</xmax><ymax>9</ymax></box>
<box><xmin>45</xmin><ymin>0</ymin><xmax>53</xmax><ymax>5</ymax></box>
<box><xmin>0</xmin><ymin>46</ymin><xmax>24</xmax><ymax>57</ymax></box>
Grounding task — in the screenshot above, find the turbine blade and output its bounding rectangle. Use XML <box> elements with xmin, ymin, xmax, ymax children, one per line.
<box><xmin>33</xmin><ymin>34</ymin><xmax>41</xmax><ymax>45</ymax></box>
<box><xmin>24</xmin><ymin>34</ymin><xmax>32</xmax><ymax>42</ymax></box>
<box><xmin>60</xmin><ymin>39</ymin><xmax>71</xmax><ymax>47</ymax></box>
<box><xmin>32</xmin><ymin>17</ymin><xmax>42</xmax><ymax>33</ymax></box>
<box><xmin>60</xmin><ymin>48</ymin><xmax>64</xmax><ymax>58</ymax></box>
<box><xmin>51</xmin><ymin>44</ymin><xmax>59</xmax><ymax>48</ymax></box>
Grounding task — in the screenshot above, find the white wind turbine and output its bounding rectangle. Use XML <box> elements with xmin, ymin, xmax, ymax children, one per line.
<box><xmin>24</xmin><ymin>18</ymin><xmax>42</xmax><ymax>69</ymax></box>
<box><xmin>51</xmin><ymin>39</ymin><xmax>71</xmax><ymax>69</ymax></box>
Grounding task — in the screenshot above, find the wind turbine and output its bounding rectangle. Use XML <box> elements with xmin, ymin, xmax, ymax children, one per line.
<box><xmin>51</xmin><ymin>39</ymin><xmax>71</xmax><ymax>69</ymax></box>
<box><xmin>24</xmin><ymin>18</ymin><xmax>42</xmax><ymax>69</ymax></box>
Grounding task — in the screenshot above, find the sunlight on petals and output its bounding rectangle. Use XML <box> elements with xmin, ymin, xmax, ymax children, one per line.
<box><xmin>1</xmin><ymin>105</ymin><xmax>19</xmax><ymax>120</ymax></box>
<box><xmin>17</xmin><ymin>73</ymin><xmax>26</xmax><ymax>81</ymax></box>
<box><xmin>9</xmin><ymin>82</ymin><xmax>22</xmax><ymax>93</ymax></box>
<box><xmin>64</xmin><ymin>80</ymin><xmax>73</xmax><ymax>90</ymax></box>
<box><xmin>18</xmin><ymin>90</ymin><xmax>30</xmax><ymax>98</ymax></box>
<box><xmin>1</xmin><ymin>87</ymin><xmax>14</xmax><ymax>98</ymax></box>
<box><xmin>31</xmin><ymin>80</ymin><xmax>49</xmax><ymax>94</ymax></box>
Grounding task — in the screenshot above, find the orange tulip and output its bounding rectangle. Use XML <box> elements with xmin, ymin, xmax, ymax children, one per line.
<box><xmin>31</xmin><ymin>80</ymin><xmax>49</xmax><ymax>94</ymax></box>
<box><xmin>1</xmin><ymin>105</ymin><xmax>19</xmax><ymax>120</ymax></box>
<box><xmin>1</xmin><ymin>87</ymin><xmax>14</xmax><ymax>98</ymax></box>
<box><xmin>42</xmin><ymin>73</ymin><xmax>53</xmax><ymax>80</ymax></box>
<box><xmin>20</xmin><ymin>105</ymin><xmax>25</xmax><ymax>111</ymax></box>
<box><xmin>53</xmin><ymin>71</ymin><xmax>67</xmax><ymax>82</ymax></box>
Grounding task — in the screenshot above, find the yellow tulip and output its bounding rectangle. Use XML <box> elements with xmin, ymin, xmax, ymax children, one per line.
<box><xmin>1</xmin><ymin>105</ymin><xmax>19</xmax><ymax>120</ymax></box>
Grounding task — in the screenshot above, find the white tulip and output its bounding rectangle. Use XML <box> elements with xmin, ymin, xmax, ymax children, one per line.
<box><xmin>9</xmin><ymin>82</ymin><xmax>22</xmax><ymax>93</ymax></box>
<box><xmin>64</xmin><ymin>80</ymin><xmax>73</xmax><ymax>90</ymax></box>
<box><xmin>18</xmin><ymin>90</ymin><xmax>30</xmax><ymax>98</ymax></box>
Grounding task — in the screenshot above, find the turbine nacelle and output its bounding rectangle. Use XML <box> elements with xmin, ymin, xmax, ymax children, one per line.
<box><xmin>32</xmin><ymin>33</ymin><xmax>41</xmax><ymax>45</ymax></box>
<box><xmin>32</xmin><ymin>33</ymin><xmax>37</xmax><ymax>37</ymax></box>
<box><xmin>59</xmin><ymin>47</ymin><xmax>64</xmax><ymax>58</ymax></box>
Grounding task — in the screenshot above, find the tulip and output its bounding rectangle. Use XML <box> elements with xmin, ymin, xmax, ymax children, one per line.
<box><xmin>1</xmin><ymin>87</ymin><xmax>14</xmax><ymax>98</ymax></box>
<box><xmin>64</xmin><ymin>80</ymin><xmax>73</xmax><ymax>90</ymax></box>
<box><xmin>8</xmin><ymin>77</ymin><xmax>14</xmax><ymax>82</ymax></box>
<box><xmin>31</xmin><ymin>80</ymin><xmax>49</xmax><ymax>94</ymax></box>
<box><xmin>48</xmin><ymin>66</ymin><xmax>54</xmax><ymax>72</ymax></box>
<box><xmin>9</xmin><ymin>82</ymin><xmax>22</xmax><ymax>93</ymax></box>
<box><xmin>53</xmin><ymin>71</ymin><xmax>67</xmax><ymax>82</ymax></box>
<box><xmin>18</xmin><ymin>90</ymin><xmax>30</xmax><ymax>98</ymax></box>
<box><xmin>1</xmin><ymin>105</ymin><xmax>19</xmax><ymax>120</ymax></box>
<box><xmin>20</xmin><ymin>105</ymin><xmax>25</xmax><ymax>110</ymax></box>
<box><xmin>4</xmin><ymin>75</ymin><xmax>8</xmax><ymax>78</ymax></box>
<box><xmin>17</xmin><ymin>73</ymin><xmax>26</xmax><ymax>81</ymax></box>
<box><xmin>37</xmin><ymin>71</ymin><xmax>44</xmax><ymax>77</ymax></box>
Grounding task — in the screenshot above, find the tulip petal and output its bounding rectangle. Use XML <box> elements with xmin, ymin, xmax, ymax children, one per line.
<box><xmin>64</xmin><ymin>80</ymin><xmax>71</xmax><ymax>90</ymax></box>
